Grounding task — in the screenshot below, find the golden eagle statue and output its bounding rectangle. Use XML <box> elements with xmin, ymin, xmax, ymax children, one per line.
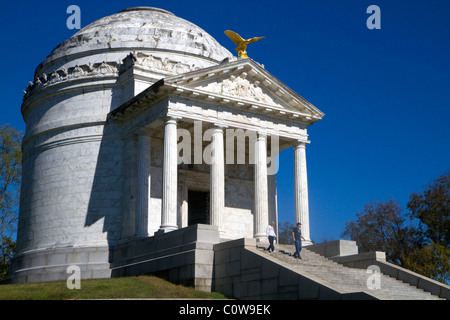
<box><xmin>224</xmin><ymin>30</ymin><xmax>265</xmax><ymax>59</ymax></box>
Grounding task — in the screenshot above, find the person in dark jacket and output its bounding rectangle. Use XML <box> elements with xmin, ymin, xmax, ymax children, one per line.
<box><xmin>292</xmin><ymin>222</ymin><xmax>306</xmax><ymax>259</ymax></box>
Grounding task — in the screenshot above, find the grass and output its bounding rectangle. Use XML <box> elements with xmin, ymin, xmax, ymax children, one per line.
<box><xmin>0</xmin><ymin>275</ymin><xmax>228</xmax><ymax>300</ymax></box>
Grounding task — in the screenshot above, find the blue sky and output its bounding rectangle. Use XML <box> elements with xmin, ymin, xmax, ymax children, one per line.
<box><xmin>1</xmin><ymin>0</ymin><xmax>449</xmax><ymax>242</ymax></box>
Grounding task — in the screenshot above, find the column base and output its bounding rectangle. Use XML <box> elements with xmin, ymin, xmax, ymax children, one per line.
<box><xmin>302</xmin><ymin>239</ymin><xmax>314</xmax><ymax>247</ymax></box>
<box><xmin>254</xmin><ymin>235</ymin><xmax>269</xmax><ymax>244</ymax></box>
<box><xmin>156</xmin><ymin>225</ymin><xmax>178</xmax><ymax>234</ymax></box>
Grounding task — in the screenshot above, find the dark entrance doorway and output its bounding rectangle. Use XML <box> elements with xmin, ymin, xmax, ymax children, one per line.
<box><xmin>188</xmin><ymin>190</ymin><xmax>210</xmax><ymax>226</ymax></box>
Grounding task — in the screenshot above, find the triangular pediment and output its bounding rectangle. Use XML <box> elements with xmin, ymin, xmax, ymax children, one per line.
<box><xmin>164</xmin><ymin>59</ymin><xmax>324</xmax><ymax>123</ymax></box>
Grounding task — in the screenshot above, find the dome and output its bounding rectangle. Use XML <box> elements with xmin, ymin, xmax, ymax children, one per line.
<box><xmin>34</xmin><ymin>7</ymin><xmax>232</xmax><ymax>78</ymax></box>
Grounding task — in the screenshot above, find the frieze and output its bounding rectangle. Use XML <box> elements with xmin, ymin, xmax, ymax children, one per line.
<box><xmin>167</xmin><ymin>96</ymin><xmax>308</xmax><ymax>140</ymax></box>
<box><xmin>23</xmin><ymin>61</ymin><xmax>120</xmax><ymax>100</ymax></box>
<box><xmin>23</xmin><ymin>51</ymin><xmax>201</xmax><ymax>101</ymax></box>
<box><xmin>119</xmin><ymin>50</ymin><xmax>200</xmax><ymax>76</ymax></box>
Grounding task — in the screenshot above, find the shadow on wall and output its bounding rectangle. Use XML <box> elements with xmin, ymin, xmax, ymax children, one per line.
<box><xmin>84</xmin><ymin>90</ymin><xmax>126</xmax><ymax>262</ymax></box>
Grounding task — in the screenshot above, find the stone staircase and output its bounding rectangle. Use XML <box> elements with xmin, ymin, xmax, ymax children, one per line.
<box><xmin>257</xmin><ymin>244</ymin><xmax>444</xmax><ymax>300</ymax></box>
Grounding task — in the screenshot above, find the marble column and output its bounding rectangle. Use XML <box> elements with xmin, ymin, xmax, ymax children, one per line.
<box><xmin>254</xmin><ymin>132</ymin><xmax>269</xmax><ymax>241</ymax></box>
<box><xmin>160</xmin><ymin>117</ymin><xmax>178</xmax><ymax>232</ymax></box>
<box><xmin>135</xmin><ymin>130</ymin><xmax>151</xmax><ymax>237</ymax></box>
<box><xmin>294</xmin><ymin>141</ymin><xmax>311</xmax><ymax>244</ymax></box>
<box><xmin>210</xmin><ymin>126</ymin><xmax>225</xmax><ymax>231</ymax></box>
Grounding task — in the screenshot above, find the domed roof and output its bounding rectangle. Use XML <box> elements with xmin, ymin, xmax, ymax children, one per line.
<box><xmin>36</xmin><ymin>7</ymin><xmax>232</xmax><ymax>75</ymax></box>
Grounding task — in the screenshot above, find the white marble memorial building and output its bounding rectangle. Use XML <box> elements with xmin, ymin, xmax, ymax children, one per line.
<box><xmin>10</xmin><ymin>7</ymin><xmax>324</xmax><ymax>283</ymax></box>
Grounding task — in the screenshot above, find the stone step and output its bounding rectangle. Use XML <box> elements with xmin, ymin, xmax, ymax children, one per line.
<box><xmin>257</xmin><ymin>245</ymin><xmax>444</xmax><ymax>300</ymax></box>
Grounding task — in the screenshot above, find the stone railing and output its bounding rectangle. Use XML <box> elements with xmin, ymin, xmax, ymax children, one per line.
<box><xmin>306</xmin><ymin>240</ymin><xmax>449</xmax><ymax>300</ymax></box>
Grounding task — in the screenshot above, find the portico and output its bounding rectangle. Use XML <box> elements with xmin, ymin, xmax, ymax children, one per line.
<box><xmin>111</xmin><ymin>57</ymin><xmax>323</xmax><ymax>244</ymax></box>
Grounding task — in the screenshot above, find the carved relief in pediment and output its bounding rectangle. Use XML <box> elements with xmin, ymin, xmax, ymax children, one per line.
<box><xmin>220</xmin><ymin>72</ymin><xmax>274</xmax><ymax>105</ymax></box>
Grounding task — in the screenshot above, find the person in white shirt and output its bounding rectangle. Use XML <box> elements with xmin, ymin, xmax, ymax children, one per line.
<box><xmin>266</xmin><ymin>221</ymin><xmax>277</xmax><ymax>253</ymax></box>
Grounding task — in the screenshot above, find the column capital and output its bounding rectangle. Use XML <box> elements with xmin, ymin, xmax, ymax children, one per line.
<box><xmin>256</xmin><ymin>131</ymin><xmax>268</xmax><ymax>140</ymax></box>
<box><xmin>203</xmin><ymin>122</ymin><xmax>227</xmax><ymax>131</ymax></box>
<box><xmin>294</xmin><ymin>140</ymin><xmax>310</xmax><ymax>149</ymax></box>
<box><xmin>210</xmin><ymin>123</ymin><xmax>228</xmax><ymax>133</ymax></box>
<box><xmin>164</xmin><ymin>115</ymin><xmax>181</xmax><ymax>125</ymax></box>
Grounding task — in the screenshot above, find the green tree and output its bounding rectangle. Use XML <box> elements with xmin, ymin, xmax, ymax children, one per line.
<box><xmin>0</xmin><ymin>235</ymin><xmax>16</xmax><ymax>281</ymax></box>
<box><xmin>0</xmin><ymin>124</ymin><xmax>23</xmax><ymax>280</ymax></box>
<box><xmin>403</xmin><ymin>242</ymin><xmax>449</xmax><ymax>284</ymax></box>
<box><xmin>404</xmin><ymin>172</ymin><xmax>450</xmax><ymax>283</ymax></box>
<box><xmin>407</xmin><ymin>172</ymin><xmax>449</xmax><ymax>247</ymax></box>
<box><xmin>342</xmin><ymin>172</ymin><xmax>450</xmax><ymax>284</ymax></box>
<box><xmin>278</xmin><ymin>221</ymin><xmax>295</xmax><ymax>244</ymax></box>
<box><xmin>341</xmin><ymin>200</ymin><xmax>419</xmax><ymax>266</ymax></box>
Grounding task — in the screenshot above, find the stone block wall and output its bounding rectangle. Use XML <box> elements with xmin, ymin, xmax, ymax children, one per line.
<box><xmin>7</xmin><ymin>245</ymin><xmax>112</xmax><ymax>283</ymax></box>
<box><xmin>111</xmin><ymin>224</ymin><xmax>220</xmax><ymax>291</ymax></box>
<box><xmin>212</xmin><ymin>238</ymin><xmax>373</xmax><ymax>300</ymax></box>
<box><xmin>332</xmin><ymin>251</ymin><xmax>450</xmax><ymax>300</ymax></box>
<box><xmin>306</xmin><ymin>240</ymin><xmax>359</xmax><ymax>258</ymax></box>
